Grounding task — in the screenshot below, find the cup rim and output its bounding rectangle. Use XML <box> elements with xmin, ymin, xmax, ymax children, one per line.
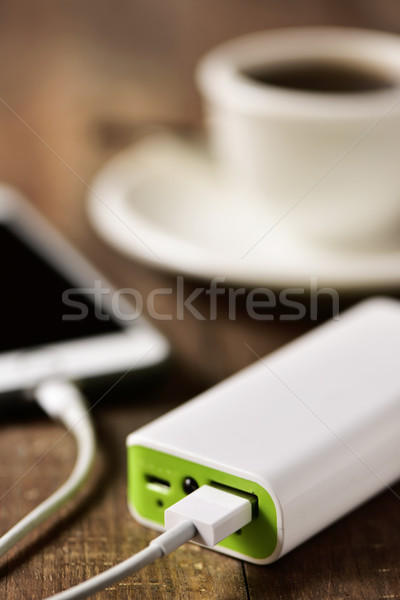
<box><xmin>196</xmin><ymin>27</ymin><xmax>400</xmax><ymax>120</ymax></box>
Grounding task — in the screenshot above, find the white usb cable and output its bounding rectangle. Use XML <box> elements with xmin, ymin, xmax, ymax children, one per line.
<box><xmin>0</xmin><ymin>379</ymin><xmax>96</xmax><ymax>558</ymax></box>
<box><xmin>0</xmin><ymin>382</ymin><xmax>253</xmax><ymax>600</ymax></box>
<box><xmin>45</xmin><ymin>485</ymin><xmax>253</xmax><ymax>600</ymax></box>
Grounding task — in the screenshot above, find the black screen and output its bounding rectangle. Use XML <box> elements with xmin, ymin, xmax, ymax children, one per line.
<box><xmin>0</xmin><ymin>224</ymin><xmax>122</xmax><ymax>353</ymax></box>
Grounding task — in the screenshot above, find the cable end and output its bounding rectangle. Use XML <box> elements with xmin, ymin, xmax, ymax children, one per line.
<box><xmin>164</xmin><ymin>484</ymin><xmax>252</xmax><ymax>547</ymax></box>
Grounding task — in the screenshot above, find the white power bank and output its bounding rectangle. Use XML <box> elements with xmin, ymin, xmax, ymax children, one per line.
<box><xmin>127</xmin><ymin>297</ymin><xmax>400</xmax><ymax>564</ymax></box>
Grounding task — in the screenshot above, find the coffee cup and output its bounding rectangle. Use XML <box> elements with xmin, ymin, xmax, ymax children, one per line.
<box><xmin>196</xmin><ymin>28</ymin><xmax>400</xmax><ymax>249</ymax></box>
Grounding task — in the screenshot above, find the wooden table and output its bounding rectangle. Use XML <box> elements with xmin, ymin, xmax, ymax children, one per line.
<box><xmin>1</xmin><ymin>2</ymin><xmax>400</xmax><ymax>598</ymax></box>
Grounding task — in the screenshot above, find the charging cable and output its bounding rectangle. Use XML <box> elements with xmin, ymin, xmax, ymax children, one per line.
<box><xmin>0</xmin><ymin>386</ymin><xmax>252</xmax><ymax>599</ymax></box>
<box><xmin>0</xmin><ymin>379</ymin><xmax>96</xmax><ymax>558</ymax></box>
<box><xmin>44</xmin><ymin>484</ymin><xmax>253</xmax><ymax>600</ymax></box>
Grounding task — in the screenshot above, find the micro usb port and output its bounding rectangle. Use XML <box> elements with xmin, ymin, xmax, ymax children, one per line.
<box><xmin>145</xmin><ymin>474</ymin><xmax>170</xmax><ymax>492</ymax></box>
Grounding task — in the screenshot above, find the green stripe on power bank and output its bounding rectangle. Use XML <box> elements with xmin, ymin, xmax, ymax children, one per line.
<box><xmin>127</xmin><ymin>445</ymin><xmax>277</xmax><ymax>560</ymax></box>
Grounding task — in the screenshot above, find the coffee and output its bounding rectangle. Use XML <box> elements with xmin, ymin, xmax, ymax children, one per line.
<box><xmin>243</xmin><ymin>60</ymin><xmax>395</xmax><ymax>93</ymax></box>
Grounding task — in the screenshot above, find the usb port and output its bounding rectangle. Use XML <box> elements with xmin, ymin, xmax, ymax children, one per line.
<box><xmin>210</xmin><ymin>481</ymin><xmax>258</xmax><ymax>517</ymax></box>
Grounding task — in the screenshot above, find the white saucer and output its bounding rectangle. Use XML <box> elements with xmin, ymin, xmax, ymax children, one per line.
<box><xmin>87</xmin><ymin>134</ymin><xmax>400</xmax><ymax>290</ymax></box>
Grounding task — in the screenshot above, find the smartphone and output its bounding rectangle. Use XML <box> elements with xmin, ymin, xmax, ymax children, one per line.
<box><xmin>0</xmin><ymin>186</ymin><xmax>169</xmax><ymax>395</ymax></box>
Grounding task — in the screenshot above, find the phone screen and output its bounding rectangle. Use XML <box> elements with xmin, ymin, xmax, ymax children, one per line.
<box><xmin>0</xmin><ymin>223</ymin><xmax>122</xmax><ymax>354</ymax></box>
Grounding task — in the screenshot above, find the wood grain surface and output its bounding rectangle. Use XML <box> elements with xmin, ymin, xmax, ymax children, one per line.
<box><xmin>1</xmin><ymin>1</ymin><xmax>400</xmax><ymax>598</ymax></box>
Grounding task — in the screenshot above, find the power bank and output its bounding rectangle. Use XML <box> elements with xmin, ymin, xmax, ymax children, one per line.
<box><xmin>126</xmin><ymin>297</ymin><xmax>400</xmax><ymax>564</ymax></box>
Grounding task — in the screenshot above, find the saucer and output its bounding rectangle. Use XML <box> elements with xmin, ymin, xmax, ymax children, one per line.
<box><xmin>87</xmin><ymin>134</ymin><xmax>400</xmax><ymax>290</ymax></box>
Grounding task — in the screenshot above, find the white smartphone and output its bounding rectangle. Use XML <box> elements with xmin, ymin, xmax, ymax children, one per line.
<box><xmin>0</xmin><ymin>186</ymin><xmax>169</xmax><ymax>396</ymax></box>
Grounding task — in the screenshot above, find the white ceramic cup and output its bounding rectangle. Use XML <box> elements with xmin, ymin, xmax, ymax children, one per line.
<box><xmin>196</xmin><ymin>28</ymin><xmax>400</xmax><ymax>249</ymax></box>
